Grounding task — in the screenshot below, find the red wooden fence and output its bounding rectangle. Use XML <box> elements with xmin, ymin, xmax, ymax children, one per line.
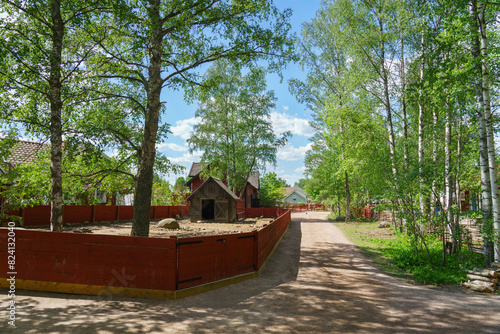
<box><xmin>1</xmin><ymin>229</ymin><xmax>177</xmax><ymax>290</ymax></box>
<box><xmin>0</xmin><ymin>208</ymin><xmax>291</xmax><ymax>297</ymax></box>
<box><xmin>257</xmin><ymin>209</ymin><xmax>291</xmax><ymax>269</ymax></box>
<box><xmin>3</xmin><ymin>205</ymin><xmax>190</xmax><ymax>227</ymax></box>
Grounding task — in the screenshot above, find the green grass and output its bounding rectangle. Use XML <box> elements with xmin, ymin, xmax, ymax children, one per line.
<box><xmin>331</xmin><ymin>217</ymin><xmax>485</xmax><ymax>286</ymax></box>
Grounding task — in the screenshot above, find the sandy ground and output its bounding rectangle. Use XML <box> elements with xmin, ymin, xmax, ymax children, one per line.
<box><xmin>26</xmin><ymin>217</ymin><xmax>274</xmax><ymax>238</ymax></box>
<box><xmin>2</xmin><ymin>211</ymin><xmax>500</xmax><ymax>333</ymax></box>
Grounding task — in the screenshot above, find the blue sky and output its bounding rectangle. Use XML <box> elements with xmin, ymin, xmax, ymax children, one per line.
<box><xmin>160</xmin><ymin>0</ymin><xmax>323</xmax><ymax>186</ymax></box>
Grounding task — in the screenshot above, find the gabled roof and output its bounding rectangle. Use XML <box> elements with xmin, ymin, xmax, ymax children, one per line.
<box><xmin>188</xmin><ymin>162</ymin><xmax>205</xmax><ymax>178</ymax></box>
<box><xmin>1</xmin><ymin>139</ymin><xmax>47</xmax><ymax>165</ymax></box>
<box><xmin>247</xmin><ymin>171</ymin><xmax>259</xmax><ymax>190</ymax></box>
<box><xmin>283</xmin><ymin>186</ymin><xmax>307</xmax><ymax>198</ymax></box>
<box><xmin>185</xmin><ymin>162</ymin><xmax>260</xmax><ymax>190</ymax></box>
<box><xmin>186</xmin><ymin>176</ymin><xmax>240</xmax><ymax>201</ymax></box>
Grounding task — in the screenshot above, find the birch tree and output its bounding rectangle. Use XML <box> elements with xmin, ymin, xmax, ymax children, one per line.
<box><xmin>188</xmin><ymin>60</ymin><xmax>289</xmax><ymax>194</ymax></box>
<box><xmin>0</xmin><ymin>0</ymin><xmax>112</xmax><ymax>231</ymax></box>
<box><xmin>93</xmin><ymin>0</ymin><xmax>295</xmax><ymax>236</ymax></box>
<box><xmin>476</xmin><ymin>0</ymin><xmax>500</xmax><ymax>262</ymax></box>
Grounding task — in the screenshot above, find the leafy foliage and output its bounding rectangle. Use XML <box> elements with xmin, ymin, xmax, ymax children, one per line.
<box><xmin>188</xmin><ymin>60</ymin><xmax>289</xmax><ymax>193</ymax></box>
<box><xmin>259</xmin><ymin>172</ymin><xmax>287</xmax><ymax>207</ymax></box>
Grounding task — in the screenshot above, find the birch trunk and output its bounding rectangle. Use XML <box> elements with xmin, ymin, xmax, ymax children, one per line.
<box><xmin>131</xmin><ymin>0</ymin><xmax>163</xmax><ymax>236</ymax></box>
<box><xmin>478</xmin><ymin>0</ymin><xmax>500</xmax><ymax>261</ymax></box>
<box><xmin>418</xmin><ymin>28</ymin><xmax>425</xmax><ymax>216</ymax></box>
<box><xmin>431</xmin><ymin>109</ymin><xmax>438</xmax><ymax>216</ymax></box>
<box><xmin>471</xmin><ymin>0</ymin><xmax>494</xmax><ymax>266</ymax></box>
<box><xmin>49</xmin><ymin>0</ymin><xmax>64</xmax><ymax>232</ymax></box>
<box><xmin>400</xmin><ymin>34</ymin><xmax>408</xmax><ymax>172</ymax></box>
<box><xmin>445</xmin><ymin>105</ymin><xmax>453</xmax><ymax>246</ymax></box>
<box><xmin>378</xmin><ymin>17</ymin><xmax>397</xmax><ymax>179</ymax></box>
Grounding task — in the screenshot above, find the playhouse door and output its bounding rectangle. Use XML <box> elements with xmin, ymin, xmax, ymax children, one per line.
<box><xmin>215</xmin><ymin>200</ymin><xmax>228</xmax><ymax>221</ymax></box>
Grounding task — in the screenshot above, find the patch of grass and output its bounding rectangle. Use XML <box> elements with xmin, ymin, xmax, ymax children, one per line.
<box><xmin>334</xmin><ymin>219</ymin><xmax>485</xmax><ymax>286</ymax></box>
<box><xmin>334</xmin><ymin>220</ymin><xmax>410</xmax><ymax>280</ymax></box>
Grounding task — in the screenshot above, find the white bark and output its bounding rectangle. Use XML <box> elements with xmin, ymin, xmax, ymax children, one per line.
<box><xmin>478</xmin><ymin>0</ymin><xmax>500</xmax><ymax>261</ymax></box>
<box><xmin>418</xmin><ymin>28</ymin><xmax>425</xmax><ymax>215</ymax></box>
<box><xmin>445</xmin><ymin>106</ymin><xmax>453</xmax><ymax>233</ymax></box>
<box><xmin>471</xmin><ymin>0</ymin><xmax>493</xmax><ymax>266</ymax></box>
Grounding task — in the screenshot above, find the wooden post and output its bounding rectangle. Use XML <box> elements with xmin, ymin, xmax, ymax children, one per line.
<box><xmin>116</xmin><ymin>205</ymin><xmax>120</xmax><ymax>221</ymax></box>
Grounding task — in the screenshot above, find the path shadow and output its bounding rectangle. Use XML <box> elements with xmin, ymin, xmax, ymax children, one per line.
<box><xmin>3</xmin><ymin>214</ymin><xmax>500</xmax><ymax>333</ymax></box>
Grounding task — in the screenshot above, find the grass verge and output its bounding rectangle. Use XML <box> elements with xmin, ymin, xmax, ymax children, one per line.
<box><xmin>331</xmin><ymin>216</ymin><xmax>485</xmax><ymax>287</ymax></box>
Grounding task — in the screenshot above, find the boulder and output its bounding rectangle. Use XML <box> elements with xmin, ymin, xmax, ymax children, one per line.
<box><xmin>378</xmin><ymin>221</ymin><xmax>391</xmax><ymax>228</ymax></box>
<box><xmin>158</xmin><ymin>218</ymin><xmax>179</xmax><ymax>229</ymax></box>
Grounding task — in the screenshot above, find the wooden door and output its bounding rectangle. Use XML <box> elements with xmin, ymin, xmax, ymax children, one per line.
<box><xmin>215</xmin><ymin>200</ymin><xmax>228</xmax><ymax>221</ymax></box>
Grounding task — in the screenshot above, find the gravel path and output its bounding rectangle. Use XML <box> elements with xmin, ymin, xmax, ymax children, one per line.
<box><xmin>3</xmin><ymin>211</ymin><xmax>500</xmax><ymax>333</ymax></box>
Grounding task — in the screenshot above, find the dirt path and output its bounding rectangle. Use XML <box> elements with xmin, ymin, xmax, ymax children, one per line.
<box><xmin>3</xmin><ymin>212</ymin><xmax>500</xmax><ymax>333</ymax></box>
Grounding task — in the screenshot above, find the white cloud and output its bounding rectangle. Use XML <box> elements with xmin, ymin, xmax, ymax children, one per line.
<box><xmin>270</xmin><ymin>112</ymin><xmax>315</xmax><ymax>137</ymax></box>
<box><xmin>294</xmin><ymin>166</ymin><xmax>306</xmax><ymax>174</ymax></box>
<box><xmin>171</xmin><ymin>117</ymin><xmax>201</xmax><ymax>140</ymax></box>
<box><xmin>156</xmin><ymin>142</ymin><xmax>187</xmax><ymax>152</ymax></box>
<box><xmin>168</xmin><ymin>150</ymin><xmax>203</xmax><ymax>165</ymax></box>
<box><xmin>282</xmin><ymin>105</ymin><xmax>289</xmax><ymax>111</ymax></box>
<box><xmin>277</xmin><ymin>143</ymin><xmax>313</xmax><ymax>161</ymax></box>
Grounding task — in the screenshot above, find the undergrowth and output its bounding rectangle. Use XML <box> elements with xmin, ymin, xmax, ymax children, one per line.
<box><xmin>381</xmin><ymin>232</ymin><xmax>484</xmax><ymax>285</ymax></box>
<box><xmin>333</xmin><ymin>219</ymin><xmax>484</xmax><ymax>285</ymax></box>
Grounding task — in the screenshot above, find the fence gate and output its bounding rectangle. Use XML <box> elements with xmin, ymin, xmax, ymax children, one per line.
<box><xmin>176</xmin><ymin>233</ymin><xmax>256</xmax><ymax>290</ymax></box>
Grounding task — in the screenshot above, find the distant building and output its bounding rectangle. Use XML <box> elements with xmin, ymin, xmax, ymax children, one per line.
<box><xmin>185</xmin><ymin>162</ymin><xmax>260</xmax><ymax>208</ymax></box>
<box><xmin>282</xmin><ymin>187</ymin><xmax>309</xmax><ymax>204</ymax></box>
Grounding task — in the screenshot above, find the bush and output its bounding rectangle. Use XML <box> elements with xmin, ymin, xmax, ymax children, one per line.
<box><xmin>382</xmin><ymin>232</ymin><xmax>484</xmax><ymax>285</ymax></box>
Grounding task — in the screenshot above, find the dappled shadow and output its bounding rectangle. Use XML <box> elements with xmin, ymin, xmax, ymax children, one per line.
<box><xmin>2</xmin><ymin>212</ymin><xmax>500</xmax><ymax>333</ymax></box>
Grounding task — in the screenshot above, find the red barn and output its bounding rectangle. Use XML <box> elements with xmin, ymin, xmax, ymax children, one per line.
<box><xmin>185</xmin><ymin>162</ymin><xmax>260</xmax><ymax>209</ymax></box>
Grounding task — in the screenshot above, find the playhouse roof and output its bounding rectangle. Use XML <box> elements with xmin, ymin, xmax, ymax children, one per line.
<box><xmin>186</xmin><ymin>162</ymin><xmax>259</xmax><ymax>190</ymax></box>
<box><xmin>186</xmin><ymin>176</ymin><xmax>240</xmax><ymax>201</ymax></box>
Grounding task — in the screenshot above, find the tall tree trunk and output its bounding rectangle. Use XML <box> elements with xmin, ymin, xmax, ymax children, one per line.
<box><xmin>471</xmin><ymin>0</ymin><xmax>494</xmax><ymax>266</ymax></box>
<box><xmin>379</xmin><ymin>20</ymin><xmax>397</xmax><ymax>179</ymax></box>
<box><xmin>131</xmin><ymin>0</ymin><xmax>162</xmax><ymax>237</ymax></box>
<box><xmin>445</xmin><ymin>105</ymin><xmax>452</xmax><ymax>226</ymax></box>
<box><xmin>455</xmin><ymin>118</ymin><xmax>462</xmax><ymax>252</ymax></box>
<box><xmin>431</xmin><ymin>109</ymin><xmax>438</xmax><ymax>216</ymax></box>
<box><xmin>478</xmin><ymin>0</ymin><xmax>500</xmax><ymax>261</ymax></box>
<box><xmin>49</xmin><ymin>0</ymin><xmax>64</xmax><ymax>232</ymax></box>
<box><xmin>345</xmin><ymin>171</ymin><xmax>351</xmax><ymax>221</ymax></box>
<box><xmin>418</xmin><ymin>27</ymin><xmax>425</xmax><ymax>216</ymax></box>
<box><xmin>445</xmin><ymin>103</ymin><xmax>457</xmax><ymax>252</ymax></box>
<box><xmin>400</xmin><ymin>33</ymin><xmax>408</xmax><ymax>172</ymax></box>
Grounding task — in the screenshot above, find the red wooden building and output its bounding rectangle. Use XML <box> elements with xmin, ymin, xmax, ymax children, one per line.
<box><xmin>185</xmin><ymin>162</ymin><xmax>260</xmax><ymax>210</ymax></box>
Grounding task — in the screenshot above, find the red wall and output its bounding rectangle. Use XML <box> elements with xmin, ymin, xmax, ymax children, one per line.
<box><xmin>64</xmin><ymin>205</ymin><xmax>93</xmax><ymax>224</ymax></box>
<box><xmin>257</xmin><ymin>210</ymin><xmax>291</xmax><ymax>269</ymax></box>
<box><xmin>5</xmin><ymin>205</ymin><xmax>190</xmax><ymax>227</ymax></box>
<box><xmin>189</xmin><ymin>177</ymin><xmax>204</xmax><ymax>192</ymax></box>
<box><xmin>0</xmin><ymin>209</ymin><xmax>291</xmax><ymax>294</ymax></box>
<box><xmin>0</xmin><ymin>229</ymin><xmax>177</xmax><ymax>290</ymax></box>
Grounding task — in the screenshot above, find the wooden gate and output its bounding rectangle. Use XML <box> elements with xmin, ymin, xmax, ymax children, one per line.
<box><xmin>215</xmin><ymin>200</ymin><xmax>228</xmax><ymax>221</ymax></box>
<box><xmin>176</xmin><ymin>233</ymin><xmax>257</xmax><ymax>290</ymax></box>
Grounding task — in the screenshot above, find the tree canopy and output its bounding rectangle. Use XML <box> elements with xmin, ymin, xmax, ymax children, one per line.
<box><xmin>188</xmin><ymin>59</ymin><xmax>289</xmax><ymax>193</ymax></box>
<box><xmin>293</xmin><ymin>0</ymin><xmax>500</xmax><ymax>265</ymax></box>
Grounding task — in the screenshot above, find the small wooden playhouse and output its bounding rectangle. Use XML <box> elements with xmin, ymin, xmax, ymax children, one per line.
<box><xmin>186</xmin><ymin>176</ymin><xmax>239</xmax><ymax>222</ymax></box>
